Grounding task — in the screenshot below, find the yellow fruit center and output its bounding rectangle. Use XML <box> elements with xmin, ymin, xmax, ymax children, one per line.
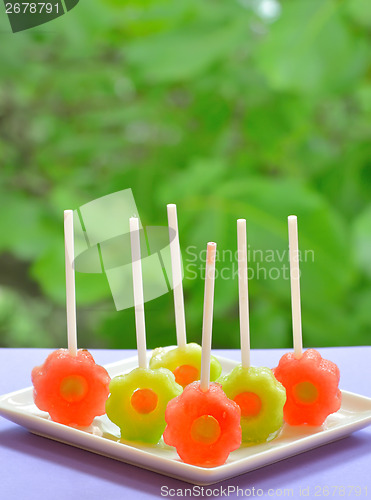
<box><xmin>131</xmin><ymin>388</ymin><xmax>158</xmax><ymax>414</ymax></box>
<box><xmin>234</xmin><ymin>391</ymin><xmax>262</xmax><ymax>417</ymax></box>
<box><xmin>191</xmin><ymin>415</ymin><xmax>221</xmax><ymax>445</ymax></box>
<box><xmin>173</xmin><ymin>364</ymin><xmax>199</xmax><ymax>388</ymax></box>
<box><xmin>293</xmin><ymin>381</ymin><xmax>318</xmax><ymax>404</ymax></box>
<box><xmin>60</xmin><ymin>375</ymin><xmax>89</xmax><ymax>403</ymax></box>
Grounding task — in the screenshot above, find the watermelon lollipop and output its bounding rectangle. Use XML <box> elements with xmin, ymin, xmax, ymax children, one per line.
<box><xmin>218</xmin><ymin>219</ymin><xmax>286</xmax><ymax>443</ymax></box>
<box><xmin>32</xmin><ymin>210</ymin><xmax>110</xmax><ymax>427</ymax></box>
<box><xmin>32</xmin><ymin>349</ymin><xmax>110</xmax><ymax>427</ymax></box>
<box><xmin>273</xmin><ymin>216</ymin><xmax>341</xmax><ymax>426</ymax></box>
<box><xmin>163</xmin><ymin>242</ymin><xmax>242</xmax><ymax>467</ymax></box>
<box><xmin>149</xmin><ymin>204</ymin><xmax>221</xmax><ymax>388</ymax></box>
<box><xmin>105</xmin><ymin>218</ymin><xmax>182</xmax><ymax>444</ymax></box>
<box><xmin>273</xmin><ymin>349</ymin><xmax>341</xmax><ymax>426</ymax></box>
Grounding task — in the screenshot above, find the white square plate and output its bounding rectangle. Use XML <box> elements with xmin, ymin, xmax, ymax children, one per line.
<box><xmin>0</xmin><ymin>353</ymin><xmax>371</xmax><ymax>485</ymax></box>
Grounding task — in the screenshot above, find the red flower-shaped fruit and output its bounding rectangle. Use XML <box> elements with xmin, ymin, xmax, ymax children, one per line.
<box><xmin>163</xmin><ymin>381</ymin><xmax>241</xmax><ymax>467</ymax></box>
<box><xmin>273</xmin><ymin>349</ymin><xmax>341</xmax><ymax>426</ymax></box>
<box><xmin>32</xmin><ymin>349</ymin><xmax>111</xmax><ymax>427</ymax></box>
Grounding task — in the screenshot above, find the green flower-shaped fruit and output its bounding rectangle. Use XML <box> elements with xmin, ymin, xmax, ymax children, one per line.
<box><xmin>149</xmin><ymin>343</ymin><xmax>222</xmax><ymax>388</ymax></box>
<box><xmin>218</xmin><ymin>365</ymin><xmax>286</xmax><ymax>444</ymax></box>
<box><xmin>106</xmin><ymin>367</ymin><xmax>182</xmax><ymax>444</ymax></box>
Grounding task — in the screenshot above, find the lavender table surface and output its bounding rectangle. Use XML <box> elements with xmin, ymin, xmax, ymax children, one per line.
<box><xmin>0</xmin><ymin>347</ymin><xmax>370</xmax><ymax>499</ymax></box>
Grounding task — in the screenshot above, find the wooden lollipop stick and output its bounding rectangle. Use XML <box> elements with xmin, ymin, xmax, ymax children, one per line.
<box><xmin>237</xmin><ymin>219</ymin><xmax>250</xmax><ymax>368</ymax></box>
<box><xmin>167</xmin><ymin>204</ymin><xmax>187</xmax><ymax>349</ymax></box>
<box><xmin>288</xmin><ymin>215</ymin><xmax>303</xmax><ymax>359</ymax></box>
<box><xmin>130</xmin><ymin>218</ymin><xmax>147</xmax><ymax>369</ymax></box>
<box><xmin>200</xmin><ymin>242</ymin><xmax>217</xmax><ymax>392</ymax></box>
<box><xmin>64</xmin><ymin>210</ymin><xmax>78</xmax><ymax>357</ymax></box>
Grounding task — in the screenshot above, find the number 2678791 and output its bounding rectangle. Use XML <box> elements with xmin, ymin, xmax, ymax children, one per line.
<box><xmin>5</xmin><ymin>3</ymin><xmax>60</xmax><ymax>14</ymax></box>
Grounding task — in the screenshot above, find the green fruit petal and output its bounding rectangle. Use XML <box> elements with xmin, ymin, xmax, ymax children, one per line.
<box><xmin>149</xmin><ymin>343</ymin><xmax>222</xmax><ymax>384</ymax></box>
<box><xmin>106</xmin><ymin>367</ymin><xmax>182</xmax><ymax>444</ymax></box>
<box><xmin>218</xmin><ymin>365</ymin><xmax>286</xmax><ymax>444</ymax></box>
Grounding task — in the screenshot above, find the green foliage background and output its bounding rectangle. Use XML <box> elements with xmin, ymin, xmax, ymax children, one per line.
<box><xmin>0</xmin><ymin>0</ymin><xmax>370</xmax><ymax>350</ymax></box>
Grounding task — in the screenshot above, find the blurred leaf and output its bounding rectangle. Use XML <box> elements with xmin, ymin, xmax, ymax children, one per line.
<box><xmin>345</xmin><ymin>0</ymin><xmax>371</xmax><ymax>28</ymax></box>
<box><xmin>126</xmin><ymin>17</ymin><xmax>248</xmax><ymax>83</ymax></box>
<box><xmin>0</xmin><ymin>192</ymin><xmax>53</xmax><ymax>260</ymax></box>
<box><xmin>256</xmin><ymin>0</ymin><xmax>369</xmax><ymax>93</ymax></box>
<box><xmin>0</xmin><ymin>287</ymin><xmax>53</xmax><ymax>347</ymax></box>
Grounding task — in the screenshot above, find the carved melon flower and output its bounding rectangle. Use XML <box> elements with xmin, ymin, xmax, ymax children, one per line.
<box><xmin>218</xmin><ymin>365</ymin><xmax>286</xmax><ymax>443</ymax></box>
<box><xmin>149</xmin><ymin>343</ymin><xmax>222</xmax><ymax>388</ymax></box>
<box><xmin>273</xmin><ymin>349</ymin><xmax>341</xmax><ymax>426</ymax></box>
<box><xmin>163</xmin><ymin>381</ymin><xmax>242</xmax><ymax>467</ymax></box>
<box><xmin>32</xmin><ymin>349</ymin><xmax>111</xmax><ymax>427</ymax></box>
<box><xmin>106</xmin><ymin>367</ymin><xmax>182</xmax><ymax>444</ymax></box>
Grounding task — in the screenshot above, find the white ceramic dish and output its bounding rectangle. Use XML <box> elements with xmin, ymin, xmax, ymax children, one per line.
<box><xmin>0</xmin><ymin>353</ymin><xmax>371</xmax><ymax>485</ymax></box>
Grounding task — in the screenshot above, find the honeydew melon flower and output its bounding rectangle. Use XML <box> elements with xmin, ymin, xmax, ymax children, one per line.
<box><xmin>105</xmin><ymin>367</ymin><xmax>182</xmax><ymax>444</ymax></box>
<box><xmin>149</xmin><ymin>343</ymin><xmax>222</xmax><ymax>388</ymax></box>
<box><xmin>218</xmin><ymin>365</ymin><xmax>286</xmax><ymax>443</ymax></box>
